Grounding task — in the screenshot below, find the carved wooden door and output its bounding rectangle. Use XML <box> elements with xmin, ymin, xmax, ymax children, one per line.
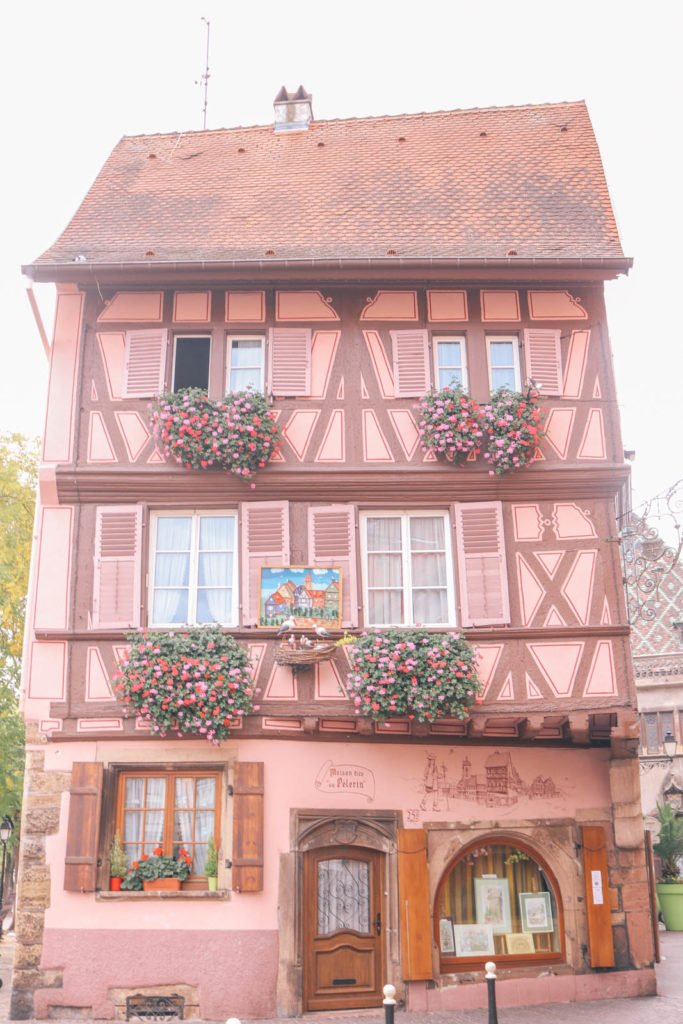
<box><xmin>303</xmin><ymin>845</ymin><xmax>384</xmax><ymax>1010</ymax></box>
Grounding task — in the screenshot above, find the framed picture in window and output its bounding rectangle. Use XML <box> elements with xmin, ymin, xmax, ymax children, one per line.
<box><xmin>259</xmin><ymin>566</ymin><xmax>341</xmax><ymax>629</ymax></box>
<box><xmin>474</xmin><ymin>876</ymin><xmax>512</xmax><ymax>935</ymax></box>
<box><xmin>453</xmin><ymin>923</ymin><xmax>495</xmax><ymax>957</ymax></box>
<box><xmin>439</xmin><ymin>917</ymin><xmax>456</xmax><ymax>953</ymax></box>
<box><xmin>505</xmin><ymin>932</ymin><xmax>536</xmax><ymax>955</ymax></box>
<box><xmin>519</xmin><ymin>891</ymin><xmax>553</xmax><ymax>933</ymax></box>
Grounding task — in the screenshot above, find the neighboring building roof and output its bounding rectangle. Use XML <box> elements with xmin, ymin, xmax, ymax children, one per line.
<box><xmin>27</xmin><ymin>100</ymin><xmax>626</xmax><ymax>275</ymax></box>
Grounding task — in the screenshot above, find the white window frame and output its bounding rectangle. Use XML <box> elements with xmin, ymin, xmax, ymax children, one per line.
<box><xmin>226</xmin><ymin>334</ymin><xmax>265</xmax><ymax>393</ymax></box>
<box><xmin>359</xmin><ymin>510</ymin><xmax>456</xmax><ymax>628</ymax></box>
<box><xmin>149</xmin><ymin>510</ymin><xmax>239</xmax><ymax>627</ymax></box>
<box><xmin>433</xmin><ymin>334</ymin><xmax>468</xmax><ymax>391</ymax></box>
<box><xmin>486</xmin><ymin>334</ymin><xmax>521</xmax><ymax>392</ymax></box>
<box><xmin>172</xmin><ymin>334</ymin><xmax>212</xmax><ymax>391</ymax></box>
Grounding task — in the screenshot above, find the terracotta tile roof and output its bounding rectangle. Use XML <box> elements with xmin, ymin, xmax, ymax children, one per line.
<box><xmin>31</xmin><ymin>100</ymin><xmax>624</xmax><ymax>268</ymax></box>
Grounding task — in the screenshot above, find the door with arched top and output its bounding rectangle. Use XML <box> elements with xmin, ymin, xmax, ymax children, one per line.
<box><xmin>302</xmin><ymin>845</ymin><xmax>384</xmax><ymax>1011</ymax></box>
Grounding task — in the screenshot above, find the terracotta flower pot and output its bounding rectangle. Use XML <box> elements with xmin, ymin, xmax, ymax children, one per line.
<box><xmin>110</xmin><ymin>877</ymin><xmax>122</xmax><ymax>892</ymax></box>
<box><xmin>142</xmin><ymin>877</ymin><xmax>182</xmax><ymax>891</ymax></box>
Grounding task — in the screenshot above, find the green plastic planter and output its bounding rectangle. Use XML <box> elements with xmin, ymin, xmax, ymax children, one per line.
<box><xmin>656</xmin><ymin>882</ymin><xmax>683</xmax><ymax>930</ymax></box>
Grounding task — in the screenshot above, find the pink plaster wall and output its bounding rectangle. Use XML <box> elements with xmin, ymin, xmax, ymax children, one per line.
<box><xmin>37</xmin><ymin>928</ymin><xmax>277</xmax><ymax>1020</ymax></box>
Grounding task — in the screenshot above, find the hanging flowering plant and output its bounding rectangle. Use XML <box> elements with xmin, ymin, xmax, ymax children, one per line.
<box><xmin>416</xmin><ymin>385</ymin><xmax>485</xmax><ymax>465</ymax></box>
<box><xmin>150</xmin><ymin>388</ymin><xmax>282</xmax><ymax>483</ymax></box>
<box><xmin>481</xmin><ymin>384</ymin><xmax>546</xmax><ymax>475</ymax></box>
<box><xmin>113</xmin><ymin>626</ymin><xmax>259</xmax><ymax>745</ymax></box>
<box><xmin>345</xmin><ymin>628</ymin><xmax>481</xmax><ymax>723</ymax></box>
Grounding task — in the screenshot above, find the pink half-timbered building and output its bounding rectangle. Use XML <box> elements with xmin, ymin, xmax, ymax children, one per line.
<box><xmin>12</xmin><ymin>92</ymin><xmax>656</xmax><ymax>1019</ymax></box>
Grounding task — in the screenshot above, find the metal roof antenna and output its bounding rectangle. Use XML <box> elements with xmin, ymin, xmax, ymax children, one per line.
<box><xmin>196</xmin><ymin>16</ymin><xmax>211</xmax><ymax>130</ymax></box>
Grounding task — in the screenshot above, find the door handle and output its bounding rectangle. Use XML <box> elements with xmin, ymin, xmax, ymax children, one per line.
<box><xmin>375</xmin><ymin>911</ymin><xmax>381</xmax><ymax>936</ymax></box>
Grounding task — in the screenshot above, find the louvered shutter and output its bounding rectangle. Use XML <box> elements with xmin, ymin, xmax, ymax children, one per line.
<box><xmin>308</xmin><ymin>504</ymin><xmax>358</xmax><ymax>627</ymax></box>
<box><xmin>269</xmin><ymin>328</ymin><xmax>311</xmax><ymax>396</ymax></box>
<box><xmin>93</xmin><ymin>506</ymin><xmax>143</xmax><ymax>629</ymax></box>
<box><xmin>454</xmin><ymin>501</ymin><xmax>510</xmax><ymax>626</ymax></box>
<box><xmin>241</xmin><ymin>501</ymin><xmax>290</xmax><ymax>625</ymax></box>
<box><xmin>122</xmin><ymin>329</ymin><xmax>168</xmax><ymax>397</ymax></box>
<box><xmin>397</xmin><ymin>829</ymin><xmax>433</xmax><ymax>980</ymax></box>
<box><xmin>391</xmin><ymin>329</ymin><xmax>430</xmax><ymax>397</ymax></box>
<box><xmin>524</xmin><ymin>329</ymin><xmax>562</xmax><ymax>395</ymax></box>
<box><xmin>64</xmin><ymin>762</ymin><xmax>104</xmax><ymax>892</ymax></box>
<box><xmin>232</xmin><ymin>762</ymin><xmax>264</xmax><ymax>892</ymax></box>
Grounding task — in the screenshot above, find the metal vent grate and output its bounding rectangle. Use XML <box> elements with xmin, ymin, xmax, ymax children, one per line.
<box><xmin>125</xmin><ymin>995</ymin><xmax>184</xmax><ymax>1021</ymax></box>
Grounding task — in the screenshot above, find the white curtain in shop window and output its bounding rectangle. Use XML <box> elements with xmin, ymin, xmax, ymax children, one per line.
<box><xmin>317</xmin><ymin>859</ymin><xmax>370</xmax><ymax>934</ymax></box>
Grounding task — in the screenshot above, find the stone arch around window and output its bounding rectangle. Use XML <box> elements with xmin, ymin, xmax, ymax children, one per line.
<box><xmin>433</xmin><ymin>832</ymin><xmax>566</xmax><ymax>971</ymax></box>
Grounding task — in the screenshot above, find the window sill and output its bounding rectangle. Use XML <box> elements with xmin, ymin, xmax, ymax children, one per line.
<box><xmin>96</xmin><ymin>889</ymin><xmax>230</xmax><ymax>901</ymax></box>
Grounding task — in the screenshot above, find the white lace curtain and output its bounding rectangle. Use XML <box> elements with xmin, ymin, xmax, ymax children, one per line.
<box><xmin>366</xmin><ymin>515</ymin><xmax>448</xmax><ymax>625</ymax></box>
<box><xmin>317</xmin><ymin>859</ymin><xmax>370</xmax><ymax>934</ymax></box>
<box><xmin>152</xmin><ymin>516</ymin><xmax>234</xmax><ymax>625</ymax></box>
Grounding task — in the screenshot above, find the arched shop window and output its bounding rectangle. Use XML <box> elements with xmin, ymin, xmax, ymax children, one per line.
<box><xmin>436</xmin><ymin>839</ymin><xmax>564</xmax><ymax>969</ymax></box>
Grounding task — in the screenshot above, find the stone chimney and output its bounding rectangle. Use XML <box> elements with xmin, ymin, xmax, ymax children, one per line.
<box><xmin>273</xmin><ymin>86</ymin><xmax>313</xmax><ymax>132</ymax></box>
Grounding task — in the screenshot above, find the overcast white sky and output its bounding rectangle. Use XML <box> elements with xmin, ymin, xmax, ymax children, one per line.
<box><xmin>2</xmin><ymin>0</ymin><xmax>681</xmax><ymax>526</ymax></box>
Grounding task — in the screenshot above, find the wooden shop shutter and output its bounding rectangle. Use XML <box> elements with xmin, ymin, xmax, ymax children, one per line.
<box><xmin>454</xmin><ymin>501</ymin><xmax>510</xmax><ymax>626</ymax></box>
<box><xmin>93</xmin><ymin>505</ymin><xmax>143</xmax><ymax>629</ymax></box>
<box><xmin>391</xmin><ymin>329</ymin><xmax>430</xmax><ymax>397</ymax></box>
<box><xmin>523</xmin><ymin>328</ymin><xmax>562</xmax><ymax>396</ymax></box>
<box><xmin>269</xmin><ymin>327</ymin><xmax>311</xmax><ymax>396</ymax></box>
<box><xmin>64</xmin><ymin>762</ymin><xmax>104</xmax><ymax>892</ymax></box>
<box><xmin>308</xmin><ymin>504</ymin><xmax>358</xmax><ymax>627</ymax></box>
<box><xmin>241</xmin><ymin>501</ymin><xmax>290</xmax><ymax>625</ymax></box>
<box><xmin>122</xmin><ymin>329</ymin><xmax>168</xmax><ymax>398</ymax></box>
<box><xmin>397</xmin><ymin>828</ymin><xmax>433</xmax><ymax>980</ymax></box>
<box><xmin>232</xmin><ymin>762</ymin><xmax>264</xmax><ymax>892</ymax></box>
<box><xmin>580</xmin><ymin>825</ymin><xmax>615</xmax><ymax>967</ymax></box>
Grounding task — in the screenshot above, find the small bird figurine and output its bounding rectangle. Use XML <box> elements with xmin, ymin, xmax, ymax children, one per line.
<box><xmin>300</xmin><ymin>635</ymin><xmax>313</xmax><ymax>648</ymax></box>
<box><xmin>277</xmin><ymin>617</ymin><xmax>295</xmax><ymax>635</ymax></box>
<box><xmin>315</xmin><ymin>625</ymin><xmax>330</xmax><ymax>638</ymax></box>
<box><xmin>287</xmin><ymin>634</ymin><xmax>296</xmax><ymax>647</ymax></box>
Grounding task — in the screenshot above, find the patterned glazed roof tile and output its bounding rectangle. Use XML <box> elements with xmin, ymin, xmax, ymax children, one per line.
<box><xmin>32</xmin><ymin>100</ymin><xmax>625</xmax><ymax>268</ymax></box>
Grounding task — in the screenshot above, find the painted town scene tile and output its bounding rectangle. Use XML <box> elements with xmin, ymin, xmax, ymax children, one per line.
<box><xmin>259</xmin><ymin>566</ymin><xmax>341</xmax><ymax>628</ymax></box>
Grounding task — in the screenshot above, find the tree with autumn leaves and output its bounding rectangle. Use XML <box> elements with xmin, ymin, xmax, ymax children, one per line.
<box><xmin>0</xmin><ymin>433</ymin><xmax>39</xmax><ymax>830</ymax></box>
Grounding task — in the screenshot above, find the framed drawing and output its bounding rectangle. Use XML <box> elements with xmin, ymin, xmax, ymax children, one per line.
<box><xmin>474</xmin><ymin>876</ymin><xmax>512</xmax><ymax>935</ymax></box>
<box><xmin>505</xmin><ymin>932</ymin><xmax>536</xmax><ymax>955</ymax></box>
<box><xmin>519</xmin><ymin>891</ymin><xmax>553</xmax><ymax>933</ymax></box>
<box><xmin>258</xmin><ymin>566</ymin><xmax>341</xmax><ymax>628</ymax></box>
<box><xmin>453</xmin><ymin>923</ymin><xmax>495</xmax><ymax>957</ymax></box>
<box><xmin>439</xmin><ymin>917</ymin><xmax>455</xmax><ymax>954</ymax></box>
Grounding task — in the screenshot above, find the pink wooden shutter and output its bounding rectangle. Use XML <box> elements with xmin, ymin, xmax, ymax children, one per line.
<box><xmin>308</xmin><ymin>504</ymin><xmax>358</xmax><ymax>627</ymax></box>
<box><xmin>523</xmin><ymin>329</ymin><xmax>562</xmax><ymax>395</ymax></box>
<box><xmin>391</xmin><ymin>329</ymin><xmax>430</xmax><ymax>397</ymax></box>
<box><xmin>241</xmin><ymin>501</ymin><xmax>290</xmax><ymax>625</ymax></box>
<box><xmin>269</xmin><ymin>328</ymin><xmax>311</xmax><ymax>396</ymax></box>
<box><xmin>93</xmin><ymin>505</ymin><xmax>143</xmax><ymax>628</ymax></box>
<box><xmin>454</xmin><ymin>502</ymin><xmax>510</xmax><ymax>626</ymax></box>
<box><xmin>122</xmin><ymin>329</ymin><xmax>168</xmax><ymax>397</ymax></box>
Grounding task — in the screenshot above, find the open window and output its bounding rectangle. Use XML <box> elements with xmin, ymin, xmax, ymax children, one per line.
<box><xmin>436</xmin><ymin>838</ymin><xmax>564</xmax><ymax>969</ymax></box>
<box><xmin>173</xmin><ymin>335</ymin><xmax>211</xmax><ymax>391</ymax></box>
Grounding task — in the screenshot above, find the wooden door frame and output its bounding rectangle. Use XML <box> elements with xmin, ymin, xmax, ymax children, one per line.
<box><xmin>276</xmin><ymin>810</ymin><xmax>401</xmax><ymax>1017</ymax></box>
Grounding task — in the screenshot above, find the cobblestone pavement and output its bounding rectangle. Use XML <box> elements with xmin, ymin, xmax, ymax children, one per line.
<box><xmin>1</xmin><ymin>929</ymin><xmax>682</xmax><ymax>1023</ymax></box>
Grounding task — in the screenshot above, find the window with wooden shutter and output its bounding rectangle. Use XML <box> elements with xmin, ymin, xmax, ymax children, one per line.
<box><xmin>308</xmin><ymin>504</ymin><xmax>358</xmax><ymax>627</ymax></box>
<box><xmin>523</xmin><ymin>329</ymin><xmax>562</xmax><ymax>395</ymax></box>
<box><xmin>454</xmin><ymin>501</ymin><xmax>510</xmax><ymax>626</ymax></box>
<box><xmin>232</xmin><ymin>762</ymin><xmax>264</xmax><ymax>892</ymax></box>
<box><xmin>397</xmin><ymin>828</ymin><xmax>433</xmax><ymax>980</ymax></box>
<box><xmin>93</xmin><ymin>505</ymin><xmax>143</xmax><ymax>629</ymax></box>
<box><xmin>122</xmin><ymin>329</ymin><xmax>168</xmax><ymax>398</ymax></box>
<box><xmin>241</xmin><ymin>501</ymin><xmax>290</xmax><ymax>625</ymax></box>
<box><xmin>269</xmin><ymin>328</ymin><xmax>311</xmax><ymax>396</ymax></box>
<box><xmin>391</xmin><ymin>329</ymin><xmax>430</xmax><ymax>397</ymax></box>
<box><xmin>64</xmin><ymin>762</ymin><xmax>104</xmax><ymax>892</ymax></box>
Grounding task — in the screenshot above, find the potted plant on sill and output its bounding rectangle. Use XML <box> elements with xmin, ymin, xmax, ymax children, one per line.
<box><xmin>120</xmin><ymin>847</ymin><xmax>192</xmax><ymax>891</ymax></box>
<box><xmin>205</xmin><ymin>836</ymin><xmax>218</xmax><ymax>892</ymax></box>
<box><xmin>109</xmin><ymin>832</ymin><xmax>129</xmax><ymax>891</ymax></box>
<box><xmin>654</xmin><ymin>801</ymin><xmax>683</xmax><ymax>930</ymax></box>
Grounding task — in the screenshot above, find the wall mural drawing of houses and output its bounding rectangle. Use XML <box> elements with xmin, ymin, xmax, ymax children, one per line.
<box><xmin>420</xmin><ymin>751</ymin><xmax>561</xmax><ymax>811</ymax></box>
<box><xmin>259</xmin><ymin>566</ymin><xmax>341</xmax><ymax>627</ymax></box>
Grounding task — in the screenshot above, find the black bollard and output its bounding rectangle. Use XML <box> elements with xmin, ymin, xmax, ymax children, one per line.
<box><xmin>383</xmin><ymin>983</ymin><xmax>396</xmax><ymax>1024</ymax></box>
<box><xmin>485</xmin><ymin>961</ymin><xmax>498</xmax><ymax>1024</ymax></box>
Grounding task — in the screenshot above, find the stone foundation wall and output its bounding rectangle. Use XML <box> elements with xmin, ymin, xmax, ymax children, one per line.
<box><xmin>10</xmin><ymin>742</ymin><xmax>71</xmax><ymax>1020</ymax></box>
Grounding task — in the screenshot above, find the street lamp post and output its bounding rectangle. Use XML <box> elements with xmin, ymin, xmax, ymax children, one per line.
<box><xmin>0</xmin><ymin>815</ymin><xmax>14</xmax><ymax>942</ymax></box>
